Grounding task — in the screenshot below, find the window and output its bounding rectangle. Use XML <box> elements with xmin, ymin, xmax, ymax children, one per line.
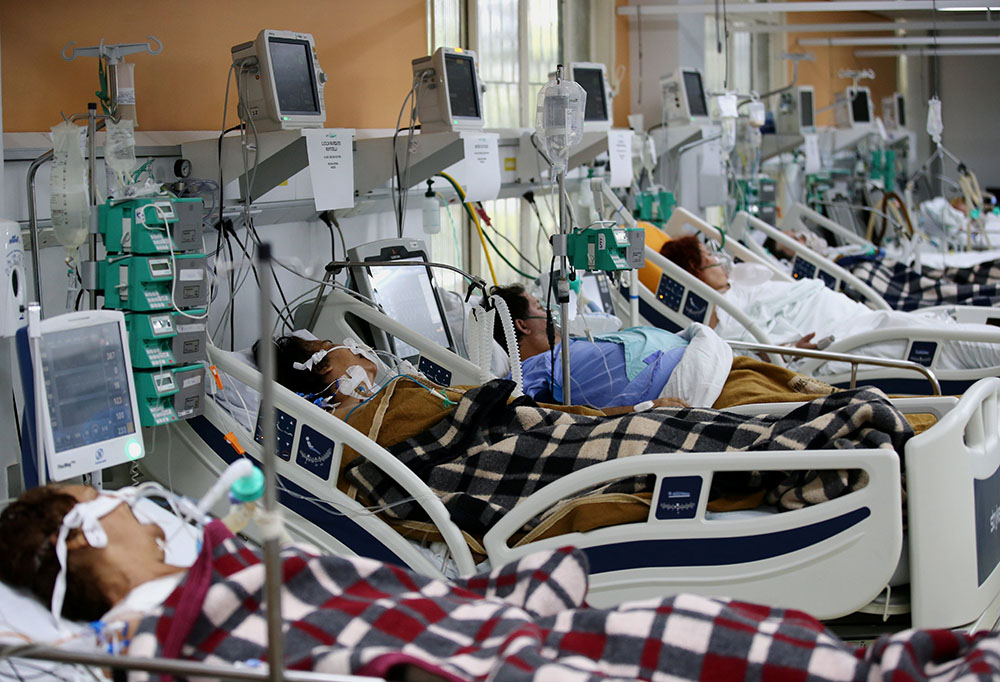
<box><xmin>428</xmin><ymin>0</ymin><xmax>564</xmax><ymax>289</ymax></box>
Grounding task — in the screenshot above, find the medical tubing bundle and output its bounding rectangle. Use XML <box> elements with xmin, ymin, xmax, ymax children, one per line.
<box><xmin>466</xmin><ymin>305</ymin><xmax>494</xmax><ymax>384</ymax></box>
<box><xmin>196</xmin><ymin>459</ymin><xmax>256</xmax><ymax>517</ymax></box>
<box><xmin>490</xmin><ymin>294</ymin><xmax>523</xmax><ymax>396</ymax></box>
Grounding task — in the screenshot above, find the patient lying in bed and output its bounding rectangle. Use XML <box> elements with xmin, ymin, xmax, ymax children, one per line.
<box><xmin>661</xmin><ymin>235</ymin><xmax>1000</xmax><ymax>374</ymax></box>
<box><xmin>4</xmin><ymin>484</ymin><xmax>999</xmax><ymax>681</ymax></box>
<box><xmin>270</xmin><ymin>335</ymin><xmax>917</xmax><ymax>548</ymax></box>
<box><xmin>767</xmin><ymin>230</ymin><xmax>1000</xmax><ymax>311</ymax></box>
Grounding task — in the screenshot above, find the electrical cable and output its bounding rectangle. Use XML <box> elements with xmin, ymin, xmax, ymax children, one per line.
<box><xmin>435</xmin><ymin>172</ymin><xmax>499</xmax><ymax>285</ymax></box>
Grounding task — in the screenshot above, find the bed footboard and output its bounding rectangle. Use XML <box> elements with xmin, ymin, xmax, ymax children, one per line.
<box><xmin>483</xmin><ymin>449</ymin><xmax>902</xmax><ymax>619</ymax></box>
<box><xmin>907</xmin><ymin>377</ymin><xmax>1000</xmax><ymax>630</ymax></box>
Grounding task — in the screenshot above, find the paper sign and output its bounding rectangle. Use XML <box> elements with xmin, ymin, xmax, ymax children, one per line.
<box><xmin>607</xmin><ymin>129</ymin><xmax>634</xmax><ymax>188</ymax></box>
<box><xmin>803</xmin><ymin>133</ymin><xmax>821</xmax><ymax>174</ymax></box>
<box><xmin>304</xmin><ymin>128</ymin><xmax>355</xmax><ymax>210</ymax></box>
<box><xmin>442</xmin><ymin>132</ymin><xmax>501</xmax><ymax>202</ymax></box>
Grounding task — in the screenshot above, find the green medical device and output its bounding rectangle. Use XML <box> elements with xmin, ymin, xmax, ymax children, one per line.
<box><xmin>99</xmin><ymin>197</ymin><xmax>204</xmax><ymax>254</ymax></box>
<box><xmin>566</xmin><ymin>226</ymin><xmax>645</xmax><ymax>272</ymax></box>
<box><xmin>124</xmin><ymin>310</ymin><xmax>208</xmax><ymax>368</ymax></box>
<box><xmin>101</xmin><ymin>253</ymin><xmax>208</xmax><ymax>312</ymax></box>
<box><xmin>133</xmin><ymin>363</ymin><xmax>206</xmax><ymax>426</ymax></box>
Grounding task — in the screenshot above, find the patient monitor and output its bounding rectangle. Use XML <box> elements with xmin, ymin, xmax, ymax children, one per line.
<box><xmin>882</xmin><ymin>92</ymin><xmax>906</xmax><ymax>130</ymax></box>
<box><xmin>660</xmin><ymin>67</ymin><xmax>710</xmax><ymax>126</ymax></box>
<box><xmin>570</xmin><ymin>62</ymin><xmax>613</xmax><ymax>132</ymax></box>
<box><xmin>231</xmin><ymin>29</ymin><xmax>327</xmax><ymax>133</ymax></box>
<box><xmin>834</xmin><ymin>86</ymin><xmax>873</xmax><ymax>129</ymax></box>
<box><xmin>412</xmin><ymin>47</ymin><xmax>485</xmax><ymax>134</ymax></box>
<box><xmin>777</xmin><ymin>85</ymin><xmax>815</xmax><ymax>135</ymax></box>
<box><xmin>29</xmin><ymin>310</ymin><xmax>143</xmax><ymax>481</ymax></box>
<box><xmin>348</xmin><ymin>239</ymin><xmax>456</xmax><ymax>367</ymax></box>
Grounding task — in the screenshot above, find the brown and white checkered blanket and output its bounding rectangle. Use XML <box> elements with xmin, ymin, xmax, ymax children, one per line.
<box><xmin>843</xmin><ymin>256</ymin><xmax>1000</xmax><ymax>311</ymax></box>
<box><xmin>127</xmin><ymin>522</ymin><xmax>1000</xmax><ymax>681</ymax></box>
<box><xmin>343</xmin><ymin>380</ymin><xmax>913</xmax><ymax>536</ymax></box>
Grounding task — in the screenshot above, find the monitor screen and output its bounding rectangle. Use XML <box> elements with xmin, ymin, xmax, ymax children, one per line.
<box><xmin>579</xmin><ymin>272</ymin><xmax>615</xmax><ymax>315</ymax></box>
<box><xmin>851</xmin><ymin>89</ymin><xmax>871</xmax><ymax>124</ymax></box>
<box><xmin>41</xmin><ymin>322</ymin><xmax>136</xmax><ymax>454</ymax></box>
<box><xmin>573</xmin><ymin>67</ymin><xmax>609</xmax><ymax>122</ymax></box>
<box><xmin>268</xmin><ymin>37</ymin><xmax>320</xmax><ymax>115</ymax></box>
<box><xmin>367</xmin><ymin>257</ymin><xmax>451</xmax><ymax>361</ymax></box>
<box><xmin>800</xmin><ymin>89</ymin><xmax>814</xmax><ymax>129</ymax></box>
<box><xmin>683</xmin><ymin>70</ymin><xmax>708</xmax><ymax>118</ymax></box>
<box><xmin>445</xmin><ymin>53</ymin><xmax>481</xmax><ymax>119</ymax></box>
<box><xmin>896</xmin><ymin>93</ymin><xmax>906</xmax><ymax>127</ymax></box>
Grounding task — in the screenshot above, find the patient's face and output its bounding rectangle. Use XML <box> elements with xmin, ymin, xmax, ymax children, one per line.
<box><xmin>310</xmin><ymin>340</ymin><xmax>379</xmax><ymax>398</ymax></box>
<box><xmin>63</xmin><ymin>485</ymin><xmax>167</xmax><ymax>563</ymax></box>
<box><xmin>695</xmin><ymin>243</ymin><xmax>731</xmax><ymax>291</ymax></box>
<box><xmin>520</xmin><ymin>294</ymin><xmax>552</xmax><ymax>350</ymax></box>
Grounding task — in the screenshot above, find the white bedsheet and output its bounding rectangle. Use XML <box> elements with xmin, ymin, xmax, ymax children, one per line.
<box><xmin>715</xmin><ymin>278</ymin><xmax>1000</xmax><ymax>374</ymax></box>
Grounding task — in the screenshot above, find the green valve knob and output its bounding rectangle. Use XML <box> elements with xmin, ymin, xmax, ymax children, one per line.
<box><xmin>231</xmin><ymin>466</ymin><xmax>265</xmax><ymax>503</ymax></box>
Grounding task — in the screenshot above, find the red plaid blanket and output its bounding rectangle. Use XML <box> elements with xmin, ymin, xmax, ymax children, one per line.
<box><xmin>127</xmin><ymin>522</ymin><xmax>1000</xmax><ymax>681</ymax></box>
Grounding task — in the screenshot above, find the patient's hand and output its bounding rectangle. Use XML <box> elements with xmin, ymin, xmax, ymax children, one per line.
<box><xmin>650</xmin><ymin>397</ymin><xmax>689</xmax><ymax>408</ymax></box>
<box><xmin>794</xmin><ymin>332</ymin><xmax>819</xmax><ymax>350</ymax></box>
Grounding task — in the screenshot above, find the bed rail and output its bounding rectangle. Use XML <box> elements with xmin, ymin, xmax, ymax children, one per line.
<box><xmin>148</xmin><ymin>344</ymin><xmax>478</xmax><ymax>578</ymax></box>
<box><xmin>906</xmin><ymin>377</ymin><xmax>1000</xmax><ymax>630</ymax></box>
<box><xmin>731</xmin><ymin>210</ymin><xmax>892</xmax><ymax>311</ymax></box>
<box><xmin>483</xmin><ymin>448</ymin><xmax>902</xmax><ymax>619</ymax></box>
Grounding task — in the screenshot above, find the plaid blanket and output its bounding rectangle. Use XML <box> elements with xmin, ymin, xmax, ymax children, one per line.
<box><xmin>344</xmin><ymin>380</ymin><xmax>913</xmax><ymax>536</ymax></box>
<box><xmin>128</xmin><ymin>522</ymin><xmax>1000</xmax><ymax>681</ymax></box>
<box><xmin>844</xmin><ymin>256</ymin><xmax>1000</xmax><ymax>311</ymax></box>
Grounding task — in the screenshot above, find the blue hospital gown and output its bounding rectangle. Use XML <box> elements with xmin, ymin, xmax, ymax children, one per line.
<box><xmin>519</xmin><ymin>328</ymin><xmax>688</xmax><ymax>408</ymax></box>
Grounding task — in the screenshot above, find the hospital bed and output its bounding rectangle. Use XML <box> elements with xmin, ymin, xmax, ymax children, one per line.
<box><xmin>138</xmin><ymin>317</ymin><xmax>1000</xmax><ymax>637</ymax></box>
<box><xmin>630</xmin><ymin>207</ymin><xmax>1000</xmax><ymax>395</ymax></box>
<box><xmin>732</xmin><ymin>209</ymin><xmax>1000</xmax><ymax>321</ymax></box>
<box><xmin>783</xmin><ymin>201</ymin><xmax>1000</xmax><ymax>270</ymax></box>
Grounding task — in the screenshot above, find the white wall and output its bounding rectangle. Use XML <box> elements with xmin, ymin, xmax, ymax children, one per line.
<box><xmin>938</xmin><ymin>55</ymin><xmax>1000</xmax><ymax>191</ymax></box>
<box><xmin>906</xmin><ymin>53</ymin><xmax>1000</xmax><ymax>195</ymax></box>
<box><xmin>627</xmin><ymin>0</ymin><xmax>705</xmax><ymax>129</ymax></box>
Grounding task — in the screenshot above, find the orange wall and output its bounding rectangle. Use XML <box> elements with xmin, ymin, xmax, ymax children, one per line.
<box><xmin>1</xmin><ymin>0</ymin><xmax>426</xmax><ymax>132</ymax></box>
<box><xmin>787</xmin><ymin>11</ymin><xmax>898</xmax><ymax>127</ymax></box>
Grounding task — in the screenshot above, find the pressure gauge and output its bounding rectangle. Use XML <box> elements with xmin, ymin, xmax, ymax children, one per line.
<box><xmin>174</xmin><ymin>158</ymin><xmax>193</xmax><ymax>179</ymax></box>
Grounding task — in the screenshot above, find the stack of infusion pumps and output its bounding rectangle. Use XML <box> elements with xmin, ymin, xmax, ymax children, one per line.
<box><xmin>97</xmin><ymin>197</ymin><xmax>209</xmax><ymax>426</ymax></box>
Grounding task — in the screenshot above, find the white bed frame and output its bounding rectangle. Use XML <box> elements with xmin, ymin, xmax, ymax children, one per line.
<box><xmin>143</xmin><ymin>338</ymin><xmax>1000</xmax><ymax>632</ymax></box>
<box><xmin>633</xmin><ymin>207</ymin><xmax>1000</xmax><ymax>394</ymax></box>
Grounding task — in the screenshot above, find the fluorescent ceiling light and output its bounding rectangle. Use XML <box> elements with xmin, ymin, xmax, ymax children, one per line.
<box><xmin>735</xmin><ymin>20</ymin><xmax>1000</xmax><ymax>33</ymax></box>
<box><xmin>800</xmin><ymin>35</ymin><xmax>1000</xmax><ymax>45</ymax></box>
<box><xmin>856</xmin><ymin>47</ymin><xmax>1000</xmax><ymax>55</ymax></box>
<box><xmin>939</xmin><ymin>6</ymin><xmax>1000</xmax><ymax>10</ymax></box>
<box><xmin>618</xmin><ymin>2</ymin><xmax>1000</xmax><ymax>16</ymax></box>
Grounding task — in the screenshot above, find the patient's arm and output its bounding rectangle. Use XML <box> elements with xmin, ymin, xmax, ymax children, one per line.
<box><xmin>601</xmin><ymin>397</ymin><xmax>690</xmax><ymax>416</ymax></box>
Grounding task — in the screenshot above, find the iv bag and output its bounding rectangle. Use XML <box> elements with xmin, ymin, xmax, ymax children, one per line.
<box><xmin>105</xmin><ymin>117</ymin><xmax>137</xmax><ymax>195</ymax></box>
<box><xmin>926</xmin><ymin>96</ymin><xmax>943</xmax><ymax>146</ymax></box>
<box><xmin>534</xmin><ymin>76</ymin><xmax>586</xmax><ymax>173</ymax></box>
<box><xmin>49</xmin><ymin>121</ymin><xmax>90</xmax><ymax>251</ymax></box>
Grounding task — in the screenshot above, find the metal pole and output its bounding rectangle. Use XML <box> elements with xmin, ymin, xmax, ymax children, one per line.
<box><xmin>556</xmin><ymin>168</ymin><xmax>571</xmax><ymax>406</ymax></box>
<box><xmin>86</xmin><ymin>103</ymin><xmax>98</xmax><ymax>310</ymax></box>
<box><xmin>256</xmin><ymin>242</ymin><xmax>285</xmax><ymax>682</ymax></box>
<box><xmin>0</xmin><ymin>644</ymin><xmax>375</xmax><ymax>682</ymax></box>
<box><xmin>25</xmin><ymin>150</ymin><xmax>53</xmax><ymax>311</ymax></box>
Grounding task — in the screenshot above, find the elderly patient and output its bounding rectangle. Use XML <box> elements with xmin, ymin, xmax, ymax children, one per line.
<box><xmin>485</xmin><ymin>283</ymin><xmax>693</xmax><ymax>409</ymax></box>
<box><xmin>3</xmin><ymin>484</ymin><xmax>999</xmax><ymax>680</ymax></box>
<box><xmin>660</xmin><ymin>234</ymin><xmax>1000</xmax><ymax>374</ymax></box>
